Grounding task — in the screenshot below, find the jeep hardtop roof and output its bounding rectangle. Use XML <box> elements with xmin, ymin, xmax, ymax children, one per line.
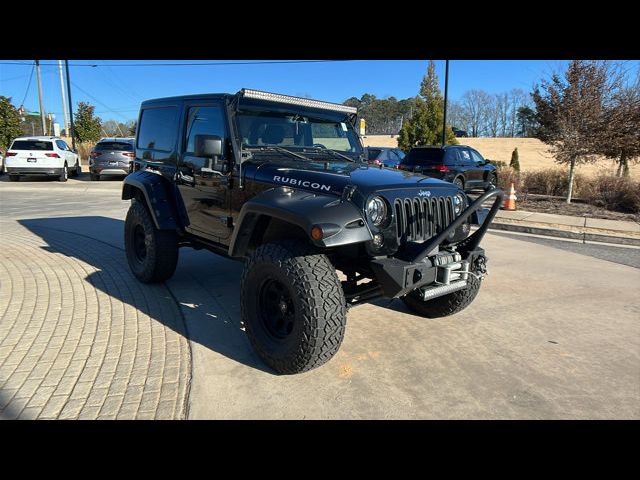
<box><xmin>140</xmin><ymin>88</ymin><xmax>357</xmax><ymax>115</ymax></box>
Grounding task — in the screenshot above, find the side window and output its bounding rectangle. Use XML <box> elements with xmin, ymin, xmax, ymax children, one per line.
<box><xmin>394</xmin><ymin>149</ymin><xmax>406</xmax><ymax>160</ymax></box>
<box><xmin>184</xmin><ymin>105</ymin><xmax>227</xmax><ymax>156</ymax></box>
<box><xmin>138</xmin><ymin>106</ymin><xmax>178</xmax><ymax>152</ymax></box>
<box><xmin>469</xmin><ymin>149</ymin><xmax>485</xmax><ymax>163</ymax></box>
<box><xmin>459</xmin><ymin>149</ymin><xmax>473</xmax><ymax>165</ymax></box>
<box><xmin>445</xmin><ymin>149</ymin><xmax>460</xmax><ymax>164</ymax></box>
<box><xmin>55</xmin><ymin>140</ymin><xmax>67</xmax><ymax>150</ymax></box>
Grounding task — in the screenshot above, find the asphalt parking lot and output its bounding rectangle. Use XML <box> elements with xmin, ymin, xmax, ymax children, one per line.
<box><xmin>1</xmin><ymin>174</ymin><xmax>639</xmax><ymax>419</ymax></box>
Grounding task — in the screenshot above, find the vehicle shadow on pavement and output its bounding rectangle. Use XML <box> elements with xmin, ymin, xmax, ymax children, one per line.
<box><xmin>18</xmin><ymin>216</ymin><xmax>273</xmax><ymax>374</ymax></box>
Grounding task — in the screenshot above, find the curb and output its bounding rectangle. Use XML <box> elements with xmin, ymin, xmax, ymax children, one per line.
<box><xmin>489</xmin><ymin>222</ymin><xmax>640</xmax><ymax>247</ymax></box>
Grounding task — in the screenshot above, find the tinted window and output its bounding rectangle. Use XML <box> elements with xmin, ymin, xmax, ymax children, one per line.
<box><xmin>10</xmin><ymin>140</ymin><xmax>53</xmax><ymax>151</ymax></box>
<box><xmin>138</xmin><ymin>107</ymin><xmax>178</xmax><ymax>152</ymax></box>
<box><xmin>403</xmin><ymin>148</ymin><xmax>445</xmax><ymax>164</ymax></box>
<box><xmin>95</xmin><ymin>142</ymin><xmax>134</xmax><ymax>151</ymax></box>
<box><xmin>367</xmin><ymin>148</ymin><xmax>382</xmax><ymax>160</ymax></box>
<box><xmin>184</xmin><ymin>106</ymin><xmax>226</xmax><ymax>155</ymax></box>
<box><xmin>55</xmin><ymin>140</ymin><xmax>68</xmax><ymax>150</ymax></box>
<box><xmin>393</xmin><ymin>149</ymin><xmax>406</xmax><ymax>160</ymax></box>
<box><xmin>444</xmin><ymin>149</ymin><xmax>460</xmax><ymax>164</ymax></box>
<box><xmin>469</xmin><ymin>149</ymin><xmax>484</xmax><ymax>163</ymax></box>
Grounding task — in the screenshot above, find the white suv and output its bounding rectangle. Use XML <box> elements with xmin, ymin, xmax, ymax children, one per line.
<box><xmin>5</xmin><ymin>136</ymin><xmax>81</xmax><ymax>182</ymax></box>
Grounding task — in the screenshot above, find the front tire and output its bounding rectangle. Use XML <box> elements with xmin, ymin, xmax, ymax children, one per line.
<box><xmin>401</xmin><ymin>273</ymin><xmax>482</xmax><ymax>318</ymax></box>
<box><xmin>241</xmin><ymin>240</ymin><xmax>347</xmax><ymax>374</ymax></box>
<box><xmin>124</xmin><ymin>200</ymin><xmax>179</xmax><ymax>283</ymax></box>
<box><xmin>9</xmin><ymin>174</ymin><xmax>19</xmax><ymax>182</ymax></box>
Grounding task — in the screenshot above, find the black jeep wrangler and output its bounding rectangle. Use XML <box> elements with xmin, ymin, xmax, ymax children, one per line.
<box><xmin>122</xmin><ymin>89</ymin><xmax>503</xmax><ymax>374</ymax></box>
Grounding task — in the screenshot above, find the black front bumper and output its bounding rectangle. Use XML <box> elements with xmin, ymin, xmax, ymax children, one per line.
<box><xmin>370</xmin><ymin>188</ymin><xmax>504</xmax><ymax>298</ymax></box>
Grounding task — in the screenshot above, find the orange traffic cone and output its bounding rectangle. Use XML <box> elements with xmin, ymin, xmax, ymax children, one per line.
<box><xmin>502</xmin><ymin>183</ymin><xmax>517</xmax><ymax>210</ymax></box>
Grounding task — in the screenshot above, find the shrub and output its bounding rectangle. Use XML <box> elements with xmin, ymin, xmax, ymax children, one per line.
<box><xmin>76</xmin><ymin>142</ymin><xmax>93</xmax><ymax>164</ymax></box>
<box><xmin>496</xmin><ymin>166</ymin><xmax>522</xmax><ymax>192</ymax></box>
<box><xmin>509</xmin><ymin>148</ymin><xmax>520</xmax><ymax>172</ymax></box>
<box><xmin>487</xmin><ymin>159</ymin><xmax>507</xmax><ymax>168</ymax></box>
<box><xmin>520</xmin><ymin>168</ymin><xmax>587</xmax><ymax>197</ymax></box>
<box><xmin>584</xmin><ymin>175</ymin><xmax>640</xmax><ymax>213</ymax></box>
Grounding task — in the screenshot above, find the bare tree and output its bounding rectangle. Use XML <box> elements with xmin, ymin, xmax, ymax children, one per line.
<box><xmin>599</xmin><ymin>70</ymin><xmax>640</xmax><ymax>176</ymax></box>
<box><xmin>507</xmin><ymin>89</ymin><xmax>528</xmax><ymax>137</ymax></box>
<box><xmin>532</xmin><ymin>60</ymin><xmax>611</xmax><ymax>203</ymax></box>
<box><xmin>462</xmin><ymin>90</ymin><xmax>491</xmax><ymax>137</ymax></box>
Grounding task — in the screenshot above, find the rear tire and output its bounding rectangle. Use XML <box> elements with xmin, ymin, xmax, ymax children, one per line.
<box><xmin>453</xmin><ymin>177</ymin><xmax>464</xmax><ymax>190</ymax></box>
<box><xmin>124</xmin><ymin>200</ymin><xmax>179</xmax><ymax>283</ymax></box>
<box><xmin>59</xmin><ymin>163</ymin><xmax>68</xmax><ymax>182</ymax></box>
<box><xmin>241</xmin><ymin>240</ymin><xmax>347</xmax><ymax>374</ymax></box>
<box><xmin>401</xmin><ymin>273</ymin><xmax>482</xmax><ymax>318</ymax></box>
<box><xmin>9</xmin><ymin>174</ymin><xmax>19</xmax><ymax>182</ymax></box>
<box><xmin>72</xmin><ymin>160</ymin><xmax>81</xmax><ymax>177</ymax></box>
<box><xmin>90</xmin><ymin>173</ymin><xmax>99</xmax><ymax>181</ymax></box>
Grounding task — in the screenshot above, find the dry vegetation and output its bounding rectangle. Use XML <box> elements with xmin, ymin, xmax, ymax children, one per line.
<box><xmin>362</xmin><ymin>135</ymin><xmax>640</xmax><ymax>179</ymax></box>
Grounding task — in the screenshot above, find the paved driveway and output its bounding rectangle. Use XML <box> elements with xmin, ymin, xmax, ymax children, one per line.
<box><xmin>1</xmin><ymin>176</ymin><xmax>638</xmax><ymax>419</ymax></box>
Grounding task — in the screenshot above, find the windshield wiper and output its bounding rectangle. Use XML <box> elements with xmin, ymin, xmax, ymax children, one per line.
<box><xmin>245</xmin><ymin>145</ymin><xmax>313</xmax><ymax>162</ymax></box>
<box><xmin>304</xmin><ymin>146</ymin><xmax>356</xmax><ymax>163</ymax></box>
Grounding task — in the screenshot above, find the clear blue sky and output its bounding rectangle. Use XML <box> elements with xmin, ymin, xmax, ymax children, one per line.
<box><xmin>1</xmin><ymin>60</ymin><xmax>637</xmax><ymax>124</ymax></box>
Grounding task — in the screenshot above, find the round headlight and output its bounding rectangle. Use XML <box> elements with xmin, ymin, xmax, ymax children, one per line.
<box><xmin>366</xmin><ymin>196</ymin><xmax>388</xmax><ymax>227</ymax></box>
<box><xmin>453</xmin><ymin>193</ymin><xmax>465</xmax><ymax>215</ymax></box>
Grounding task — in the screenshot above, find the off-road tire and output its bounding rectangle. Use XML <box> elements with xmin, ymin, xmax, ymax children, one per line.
<box><xmin>401</xmin><ymin>273</ymin><xmax>481</xmax><ymax>318</ymax></box>
<box><xmin>124</xmin><ymin>200</ymin><xmax>179</xmax><ymax>283</ymax></box>
<box><xmin>241</xmin><ymin>240</ymin><xmax>347</xmax><ymax>374</ymax></box>
<box><xmin>59</xmin><ymin>163</ymin><xmax>68</xmax><ymax>182</ymax></box>
<box><xmin>9</xmin><ymin>174</ymin><xmax>19</xmax><ymax>182</ymax></box>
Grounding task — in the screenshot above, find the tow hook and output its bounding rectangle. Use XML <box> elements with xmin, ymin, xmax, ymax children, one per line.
<box><xmin>474</xmin><ymin>255</ymin><xmax>488</xmax><ymax>278</ymax></box>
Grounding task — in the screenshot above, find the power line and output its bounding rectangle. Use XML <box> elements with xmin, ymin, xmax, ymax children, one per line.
<box><xmin>0</xmin><ymin>60</ymin><xmax>351</xmax><ymax>67</ymax></box>
<box><xmin>70</xmin><ymin>80</ymin><xmax>132</xmax><ymax>122</ymax></box>
<box><xmin>19</xmin><ymin>62</ymin><xmax>35</xmax><ymax>107</ymax></box>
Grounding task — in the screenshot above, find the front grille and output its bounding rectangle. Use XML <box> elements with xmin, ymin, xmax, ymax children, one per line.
<box><xmin>394</xmin><ymin>196</ymin><xmax>455</xmax><ymax>243</ymax></box>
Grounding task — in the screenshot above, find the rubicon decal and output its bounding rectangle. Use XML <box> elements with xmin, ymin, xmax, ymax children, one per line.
<box><xmin>273</xmin><ymin>176</ymin><xmax>332</xmax><ymax>192</ymax></box>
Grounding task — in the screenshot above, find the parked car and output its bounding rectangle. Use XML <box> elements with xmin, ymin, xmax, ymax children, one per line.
<box><xmin>452</xmin><ymin>128</ymin><xmax>468</xmax><ymax>137</ymax></box>
<box><xmin>4</xmin><ymin>136</ymin><xmax>81</xmax><ymax>182</ymax></box>
<box><xmin>89</xmin><ymin>137</ymin><xmax>135</xmax><ymax>181</ymax></box>
<box><xmin>365</xmin><ymin>147</ymin><xmax>405</xmax><ymax>168</ymax></box>
<box><xmin>398</xmin><ymin>145</ymin><xmax>497</xmax><ymax>191</ymax></box>
<box><xmin>120</xmin><ymin>88</ymin><xmax>504</xmax><ymax>374</ymax></box>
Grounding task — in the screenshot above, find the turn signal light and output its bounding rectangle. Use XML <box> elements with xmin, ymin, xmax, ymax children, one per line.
<box><xmin>122</xmin><ymin>152</ymin><xmax>135</xmax><ymax>158</ymax></box>
<box><xmin>310</xmin><ymin>226</ymin><xmax>323</xmax><ymax>241</ymax></box>
<box><xmin>45</xmin><ymin>153</ymin><xmax>60</xmax><ymax>158</ymax></box>
<box><xmin>5</xmin><ymin>152</ymin><xmax>17</xmax><ymax>156</ymax></box>
<box><xmin>434</xmin><ymin>164</ymin><xmax>449</xmax><ymax>172</ymax></box>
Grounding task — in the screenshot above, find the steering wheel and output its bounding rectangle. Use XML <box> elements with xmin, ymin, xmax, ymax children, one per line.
<box><xmin>312</xmin><ymin>143</ymin><xmax>327</xmax><ymax>149</ymax></box>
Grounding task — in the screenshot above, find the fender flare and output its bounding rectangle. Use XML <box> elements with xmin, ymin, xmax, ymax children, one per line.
<box><xmin>229</xmin><ymin>187</ymin><xmax>372</xmax><ymax>258</ymax></box>
<box><xmin>121</xmin><ymin>170</ymin><xmax>185</xmax><ymax>230</ymax></box>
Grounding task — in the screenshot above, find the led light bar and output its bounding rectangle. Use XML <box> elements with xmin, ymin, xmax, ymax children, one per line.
<box><xmin>240</xmin><ymin>88</ymin><xmax>357</xmax><ymax>114</ymax></box>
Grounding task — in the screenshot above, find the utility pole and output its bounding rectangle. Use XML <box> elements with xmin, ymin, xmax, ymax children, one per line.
<box><xmin>442</xmin><ymin>59</ymin><xmax>449</xmax><ymax>146</ymax></box>
<box><xmin>35</xmin><ymin>60</ymin><xmax>47</xmax><ymax>135</ymax></box>
<box><xmin>58</xmin><ymin>60</ymin><xmax>70</xmax><ymax>136</ymax></box>
<box><xmin>64</xmin><ymin>60</ymin><xmax>76</xmax><ymax>151</ymax></box>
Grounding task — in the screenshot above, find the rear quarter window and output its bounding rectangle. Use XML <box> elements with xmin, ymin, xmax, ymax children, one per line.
<box><xmin>403</xmin><ymin>149</ymin><xmax>445</xmax><ymax>164</ymax></box>
<box><xmin>137</xmin><ymin>107</ymin><xmax>178</xmax><ymax>152</ymax></box>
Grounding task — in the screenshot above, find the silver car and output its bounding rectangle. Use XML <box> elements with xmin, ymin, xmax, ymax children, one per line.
<box><xmin>89</xmin><ymin>137</ymin><xmax>135</xmax><ymax>181</ymax></box>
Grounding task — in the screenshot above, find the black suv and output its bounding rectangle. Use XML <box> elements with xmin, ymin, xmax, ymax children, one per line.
<box><xmin>399</xmin><ymin>145</ymin><xmax>497</xmax><ymax>191</ymax></box>
<box><xmin>122</xmin><ymin>89</ymin><xmax>503</xmax><ymax>374</ymax></box>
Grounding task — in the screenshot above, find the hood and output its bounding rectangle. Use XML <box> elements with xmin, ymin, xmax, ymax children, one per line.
<box><xmin>245</xmin><ymin>159</ymin><xmax>457</xmax><ymax>197</ymax></box>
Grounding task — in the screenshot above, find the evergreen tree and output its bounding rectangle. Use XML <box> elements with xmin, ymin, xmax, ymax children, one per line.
<box><xmin>509</xmin><ymin>147</ymin><xmax>520</xmax><ymax>171</ymax></box>
<box><xmin>73</xmin><ymin>102</ymin><xmax>102</xmax><ymax>144</ymax></box>
<box><xmin>398</xmin><ymin>61</ymin><xmax>457</xmax><ymax>151</ymax></box>
<box><xmin>0</xmin><ymin>96</ymin><xmax>23</xmax><ymax>152</ymax></box>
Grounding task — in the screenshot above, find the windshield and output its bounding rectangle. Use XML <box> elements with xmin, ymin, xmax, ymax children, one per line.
<box><xmin>236</xmin><ymin>108</ymin><xmax>363</xmax><ymax>155</ymax></box>
<box><xmin>10</xmin><ymin>140</ymin><xmax>53</xmax><ymax>151</ymax></box>
<box><xmin>403</xmin><ymin>148</ymin><xmax>445</xmax><ymax>164</ymax></box>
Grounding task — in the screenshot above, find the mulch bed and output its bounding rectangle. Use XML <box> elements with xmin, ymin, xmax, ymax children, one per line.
<box><xmin>518</xmin><ymin>195</ymin><xmax>639</xmax><ymax>222</ymax></box>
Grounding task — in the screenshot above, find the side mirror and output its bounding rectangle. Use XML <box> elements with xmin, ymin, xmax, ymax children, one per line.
<box><xmin>195</xmin><ymin>134</ymin><xmax>223</xmax><ymax>158</ymax></box>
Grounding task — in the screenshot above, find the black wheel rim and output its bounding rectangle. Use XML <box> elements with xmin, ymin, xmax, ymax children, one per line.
<box><xmin>133</xmin><ymin>224</ymin><xmax>147</xmax><ymax>263</ymax></box>
<box><xmin>258</xmin><ymin>278</ymin><xmax>295</xmax><ymax>339</ymax></box>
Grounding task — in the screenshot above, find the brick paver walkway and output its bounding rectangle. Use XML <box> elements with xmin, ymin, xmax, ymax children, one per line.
<box><xmin>0</xmin><ymin>220</ymin><xmax>191</xmax><ymax>419</ymax></box>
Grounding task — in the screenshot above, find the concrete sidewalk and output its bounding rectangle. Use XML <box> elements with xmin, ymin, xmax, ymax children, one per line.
<box><xmin>492</xmin><ymin>209</ymin><xmax>640</xmax><ymax>246</ymax></box>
